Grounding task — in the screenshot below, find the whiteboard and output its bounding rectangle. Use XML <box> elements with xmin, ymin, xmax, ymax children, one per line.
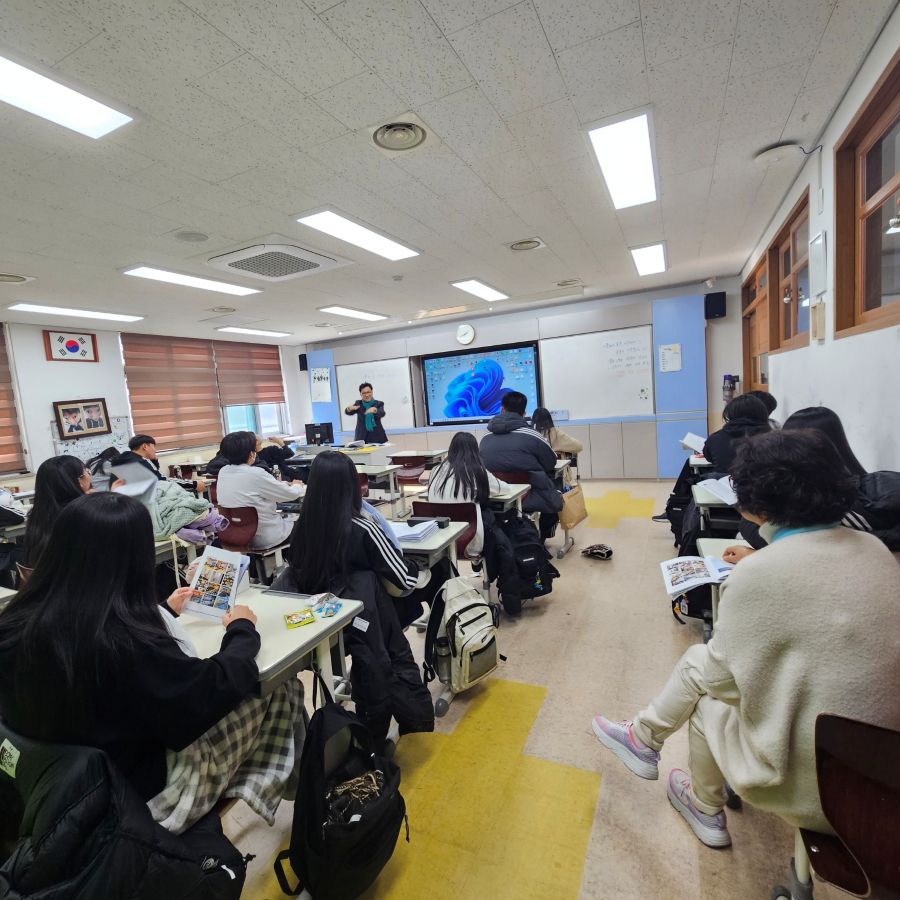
<box><xmin>539</xmin><ymin>325</ymin><xmax>655</xmax><ymax>419</ymax></box>
<box><xmin>336</xmin><ymin>358</ymin><xmax>415</xmax><ymax>430</ymax></box>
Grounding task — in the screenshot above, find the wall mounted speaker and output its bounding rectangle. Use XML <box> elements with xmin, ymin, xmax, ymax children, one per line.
<box><xmin>298</xmin><ymin>353</ymin><xmax>308</xmax><ymax>371</ymax></box>
<box><xmin>704</xmin><ymin>291</ymin><xmax>726</xmax><ymax>319</ymax></box>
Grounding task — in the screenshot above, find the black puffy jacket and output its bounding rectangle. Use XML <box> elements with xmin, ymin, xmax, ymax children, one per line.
<box><xmin>0</xmin><ymin>721</ymin><xmax>245</xmax><ymax>899</ymax></box>
<box><xmin>702</xmin><ymin>417</ymin><xmax>770</xmax><ymax>473</ymax></box>
<box><xmin>845</xmin><ymin>470</ymin><xmax>900</xmax><ymax>551</ymax></box>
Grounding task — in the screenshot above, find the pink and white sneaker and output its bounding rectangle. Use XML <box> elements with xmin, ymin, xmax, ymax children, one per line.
<box><xmin>591</xmin><ymin>716</ymin><xmax>660</xmax><ymax>780</ymax></box>
<box><xmin>666</xmin><ymin>769</ymin><xmax>732</xmax><ymax>848</ymax></box>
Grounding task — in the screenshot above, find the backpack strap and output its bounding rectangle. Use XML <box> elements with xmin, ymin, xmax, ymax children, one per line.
<box><xmin>311</xmin><ymin>665</ymin><xmax>334</xmax><ymax>706</ymax></box>
<box><xmin>274</xmin><ymin>850</ymin><xmax>302</xmax><ymax>895</ymax></box>
<box><xmin>422</xmin><ymin>581</ymin><xmax>448</xmax><ymax>684</ymax></box>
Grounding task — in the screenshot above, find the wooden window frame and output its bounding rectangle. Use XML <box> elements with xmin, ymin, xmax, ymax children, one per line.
<box><xmin>0</xmin><ymin>326</ymin><xmax>26</xmax><ymax>475</ymax></box>
<box><xmin>835</xmin><ymin>46</ymin><xmax>900</xmax><ymax>338</ymax></box>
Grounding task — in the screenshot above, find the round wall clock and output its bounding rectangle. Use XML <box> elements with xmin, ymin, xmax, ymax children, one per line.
<box><xmin>456</xmin><ymin>323</ymin><xmax>475</xmax><ymax>345</ymax></box>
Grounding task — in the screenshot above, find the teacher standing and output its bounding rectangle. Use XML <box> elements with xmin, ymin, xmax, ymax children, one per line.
<box><xmin>345</xmin><ymin>381</ymin><xmax>388</xmax><ymax>444</ymax></box>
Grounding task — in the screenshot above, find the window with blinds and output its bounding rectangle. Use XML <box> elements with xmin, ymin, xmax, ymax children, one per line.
<box><xmin>0</xmin><ymin>327</ymin><xmax>26</xmax><ymax>474</ymax></box>
<box><xmin>121</xmin><ymin>334</ymin><xmax>224</xmax><ymax>449</ymax></box>
<box><xmin>212</xmin><ymin>341</ymin><xmax>285</xmax><ymax>407</ymax></box>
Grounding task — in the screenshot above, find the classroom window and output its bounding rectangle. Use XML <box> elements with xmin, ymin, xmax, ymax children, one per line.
<box><xmin>0</xmin><ymin>326</ymin><xmax>26</xmax><ymax>474</ymax></box>
<box><xmin>835</xmin><ymin>48</ymin><xmax>900</xmax><ymax>335</ymax></box>
<box><xmin>776</xmin><ymin>197</ymin><xmax>810</xmax><ymax>348</ymax></box>
<box><xmin>223</xmin><ymin>402</ymin><xmax>287</xmax><ymax>436</ymax></box>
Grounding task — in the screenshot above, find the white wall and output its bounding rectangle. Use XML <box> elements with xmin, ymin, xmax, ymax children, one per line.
<box><xmin>7</xmin><ymin>323</ymin><xmax>131</xmax><ymax>471</ymax></box>
<box><xmin>703</xmin><ymin>278</ymin><xmax>742</xmax><ymax>431</ymax></box>
<box><xmin>279</xmin><ymin>344</ymin><xmax>311</xmax><ymax>436</ymax></box>
<box><xmin>741</xmin><ymin>6</ymin><xmax>900</xmax><ymax>470</ymax></box>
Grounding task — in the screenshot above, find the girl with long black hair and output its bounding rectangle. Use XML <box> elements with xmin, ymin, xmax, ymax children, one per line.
<box><xmin>24</xmin><ymin>454</ymin><xmax>92</xmax><ymax>567</ymax></box>
<box><xmin>782</xmin><ymin>406</ymin><xmax>867</xmax><ymax>477</ymax></box>
<box><xmin>274</xmin><ymin>450</ymin><xmax>433</xmax><ymax>746</ymax></box>
<box><xmin>427</xmin><ymin>431</ymin><xmax>509</xmax><ymax>557</ymax></box>
<box><xmin>0</xmin><ymin>491</ymin><xmax>305</xmax><ymax>833</ymax></box>
<box><xmin>531</xmin><ymin>407</ymin><xmax>584</xmax><ymax>456</ymax></box>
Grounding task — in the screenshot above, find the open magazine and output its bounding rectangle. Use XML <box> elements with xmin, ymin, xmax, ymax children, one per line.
<box><xmin>183</xmin><ymin>546</ymin><xmax>251</xmax><ymax>618</ymax></box>
<box><xmin>680</xmin><ymin>432</ymin><xmax>706</xmax><ymax>454</ymax></box>
<box><xmin>659</xmin><ymin>556</ymin><xmax>734</xmax><ymax>596</ymax></box>
<box><xmin>109</xmin><ymin>460</ymin><xmax>159</xmax><ymax>506</ymax></box>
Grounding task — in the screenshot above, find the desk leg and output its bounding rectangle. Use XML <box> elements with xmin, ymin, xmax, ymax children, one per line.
<box><xmin>314</xmin><ymin>639</ymin><xmax>335</xmax><ymax>709</ymax></box>
<box><xmin>556</xmin><ymin>527</ymin><xmax>575</xmax><ymax>559</ymax></box>
<box><xmin>389</xmin><ymin>470</ymin><xmax>400</xmax><ymax>517</ymax></box>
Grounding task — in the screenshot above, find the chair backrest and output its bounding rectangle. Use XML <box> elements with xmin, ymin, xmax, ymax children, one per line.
<box><xmin>411</xmin><ymin>500</ymin><xmax>478</xmax><ymax>558</ymax></box>
<box><xmin>358</xmin><ymin>473</ymin><xmax>369</xmax><ymax>498</ymax></box>
<box><xmin>209</xmin><ymin>481</ymin><xmax>217</xmax><ymax>505</ymax></box>
<box><xmin>812</xmin><ymin>714</ymin><xmax>900</xmax><ymax>898</ymax></box>
<box><xmin>396</xmin><ymin>464</ymin><xmax>426</xmax><ymax>485</ymax></box>
<box><xmin>217</xmin><ymin>506</ymin><xmax>259</xmax><ymax>553</ymax></box>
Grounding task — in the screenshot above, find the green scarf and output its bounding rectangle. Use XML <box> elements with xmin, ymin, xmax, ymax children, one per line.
<box><xmin>362</xmin><ymin>399</ymin><xmax>377</xmax><ymax>433</ymax></box>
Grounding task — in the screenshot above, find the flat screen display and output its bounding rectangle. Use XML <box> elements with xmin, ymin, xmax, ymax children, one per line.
<box><xmin>422</xmin><ymin>342</ymin><xmax>541</xmax><ymax>426</ymax></box>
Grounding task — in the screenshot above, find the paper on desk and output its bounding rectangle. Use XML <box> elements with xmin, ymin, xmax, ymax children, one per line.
<box><xmin>696</xmin><ymin>476</ymin><xmax>738</xmax><ymax>506</ymax></box>
<box><xmin>388</xmin><ymin>520</ymin><xmax>439</xmax><ymax>543</ymax></box>
<box><xmin>680</xmin><ymin>432</ymin><xmax>706</xmax><ymax>454</ymax></box>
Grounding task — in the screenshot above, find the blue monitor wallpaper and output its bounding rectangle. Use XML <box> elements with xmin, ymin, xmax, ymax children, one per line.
<box><xmin>423</xmin><ymin>343</ymin><xmax>541</xmax><ymax>425</ymax></box>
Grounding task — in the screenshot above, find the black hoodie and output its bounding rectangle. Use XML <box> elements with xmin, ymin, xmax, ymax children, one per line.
<box><xmin>703</xmin><ymin>417</ymin><xmax>770</xmax><ymax>473</ymax></box>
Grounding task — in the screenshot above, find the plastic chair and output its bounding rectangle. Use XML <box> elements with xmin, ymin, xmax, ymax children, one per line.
<box><xmin>772</xmin><ymin>714</ymin><xmax>900</xmax><ymax>900</ymax></box>
<box><xmin>390</xmin><ymin>454</ymin><xmax>429</xmax><ymax>496</ymax></box>
<box><xmin>411</xmin><ymin>500</ymin><xmax>479</xmax><ymax>560</ymax></box>
<box><xmin>358</xmin><ymin>473</ymin><xmax>369</xmax><ymax>498</ymax></box>
<box><xmin>217</xmin><ymin>506</ymin><xmax>259</xmax><ymax>553</ymax></box>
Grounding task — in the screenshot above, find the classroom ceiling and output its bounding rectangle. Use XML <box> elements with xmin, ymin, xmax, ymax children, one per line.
<box><xmin>0</xmin><ymin>0</ymin><xmax>894</xmax><ymax>343</ymax></box>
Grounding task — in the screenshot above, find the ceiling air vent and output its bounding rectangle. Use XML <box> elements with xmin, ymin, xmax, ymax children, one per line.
<box><xmin>207</xmin><ymin>240</ymin><xmax>351</xmax><ymax>282</ymax></box>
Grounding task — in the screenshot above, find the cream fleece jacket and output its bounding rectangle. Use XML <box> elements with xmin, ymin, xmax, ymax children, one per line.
<box><xmin>704</xmin><ymin>524</ymin><xmax>900</xmax><ymax>831</ymax></box>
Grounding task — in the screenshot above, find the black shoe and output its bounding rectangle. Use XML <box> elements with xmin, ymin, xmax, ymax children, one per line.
<box><xmin>651</xmin><ymin>513</ymin><xmax>669</xmax><ymax>523</ymax></box>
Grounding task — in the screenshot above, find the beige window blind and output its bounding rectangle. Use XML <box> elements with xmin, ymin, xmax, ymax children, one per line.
<box><xmin>121</xmin><ymin>334</ymin><xmax>223</xmax><ymax>449</ymax></box>
<box><xmin>0</xmin><ymin>327</ymin><xmax>26</xmax><ymax>473</ymax></box>
<box><xmin>212</xmin><ymin>341</ymin><xmax>285</xmax><ymax>406</ymax></box>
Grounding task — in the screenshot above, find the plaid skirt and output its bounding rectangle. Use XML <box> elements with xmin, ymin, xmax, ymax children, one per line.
<box><xmin>147</xmin><ymin>678</ymin><xmax>305</xmax><ymax>834</ymax></box>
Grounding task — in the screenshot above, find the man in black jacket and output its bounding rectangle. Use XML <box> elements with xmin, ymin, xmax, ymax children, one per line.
<box><xmin>118</xmin><ymin>434</ymin><xmax>207</xmax><ymax>493</ymax></box>
<box><xmin>479</xmin><ymin>391</ymin><xmax>562</xmax><ymax>540</ymax></box>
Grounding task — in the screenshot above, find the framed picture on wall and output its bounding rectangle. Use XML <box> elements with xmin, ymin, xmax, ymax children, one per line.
<box><xmin>54</xmin><ymin>398</ymin><xmax>111</xmax><ymax>440</ymax></box>
<box><xmin>43</xmin><ymin>330</ymin><xmax>99</xmax><ymax>362</ymax></box>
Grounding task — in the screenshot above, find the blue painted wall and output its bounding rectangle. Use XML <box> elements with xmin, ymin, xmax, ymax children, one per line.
<box><xmin>652</xmin><ymin>295</ymin><xmax>707</xmax><ymax>477</ymax></box>
<box><xmin>306</xmin><ymin>349</ymin><xmax>341</xmax><ymax>437</ymax></box>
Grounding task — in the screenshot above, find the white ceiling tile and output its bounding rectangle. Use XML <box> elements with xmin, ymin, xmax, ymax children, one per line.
<box><xmin>655</xmin><ymin>119</ymin><xmax>721</xmax><ymax>178</ymax></box>
<box><xmin>322</xmin><ymin>0</ymin><xmax>473</xmax><ymax>107</ymax></box>
<box><xmin>419</xmin><ymin>0</ymin><xmax>517</xmax><ymax>35</ymax></box>
<box><xmin>392</xmin><ymin>140</ymin><xmax>488</xmax><ymax>203</ymax></box>
<box><xmin>641</xmin><ymin>0</ymin><xmax>740</xmax><ymax>67</ymax></box>
<box><xmin>194</xmin><ymin>54</ymin><xmax>347</xmax><ymax>149</ymax></box>
<box><xmin>134</xmin><ymin>82</ymin><xmax>251</xmax><ymax>141</ymax></box>
<box><xmin>206</xmin><ymin>167</ymin><xmax>319</xmax><ymax>215</ymax></box>
<box><xmin>730</xmin><ymin>0</ymin><xmax>835</xmax><ymax>79</ymax></box>
<box><xmin>533</xmin><ymin>0</ymin><xmax>638</xmax><ymax>54</ymax></box>
<box><xmin>448</xmin><ymin>3</ymin><xmax>567</xmax><ymax>118</ymax></box>
<box><xmin>305</xmin><ymin>130</ymin><xmax>410</xmax><ymax>192</ymax></box>
<box><xmin>54</xmin><ymin>1</ymin><xmax>243</xmax><ymax>88</ymax></box>
<box><xmin>0</xmin><ymin>0</ymin><xmax>100</xmax><ymax>66</ymax></box>
<box><xmin>648</xmin><ymin>41</ymin><xmax>732</xmax><ymax>132</ymax></box>
<box><xmin>416</xmin><ymin>85</ymin><xmax>516</xmax><ymax>163</ymax></box>
<box><xmin>304</xmin><ymin>0</ymin><xmax>345</xmax><ymax>13</ymax></box>
<box><xmin>469</xmin><ymin>149</ymin><xmax>543</xmax><ymax>199</ymax></box>
<box><xmin>506</xmin><ymin>98</ymin><xmax>586</xmax><ymax>168</ymax></box>
<box><xmin>803</xmin><ymin>0</ymin><xmax>896</xmax><ymax>95</ymax></box>
<box><xmin>782</xmin><ymin>86</ymin><xmax>840</xmax><ymax>146</ymax></box>
<box><xmin>719</xmin><ymin>60</ymin><xmax>809</xmax><ymax>142</ymax></box>
<box><xmin>660</xmin><ymin>166</ymin><xmax>712</xmax><ymax>223</ymax></box>
<box><xmin>556</xmin><ymin>21</ymin><xmax>649</xmax><ymax>124</ymax></box>
<box><xmin>311</xmin><ymin>72</ymin><xmax>406</xmax><ymax>130</ymax></box>
<box><xmin>180</xmin><ymin>0</ymin><xmax>367</xmax><ymax>96</ymax></box>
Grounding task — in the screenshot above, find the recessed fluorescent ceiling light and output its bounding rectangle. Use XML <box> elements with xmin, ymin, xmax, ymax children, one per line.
<box><xmin>297</xmin><ymin>211</ymin><xmax>418</xmax><ymax>261</ymax></box>
<box><xmin>124</xmin><ymin>266</ymin><xmax>260</xmax><ymax>296</ymax></box>
<box><xmin>630</xmin><ymin>243</ymin><xmax>667</xmax><ymax>276</ymax></box>
<box><xmin>8</xmin><ymin>303</ymin><xmax>143</xmax><ymax>322</ymax></box>
<box><xmin>0</xmin><ymin>55</ymin><xmax>132</xmax><ymax>138</ymax></box>
<box><xmin>588</xmin><ymin>113</ymin><xmax>657</xmax><ymax>209</ymax></box>
<box><xmin>217</xmin><ymin>326</ymin><xmax>292</xmax><ymax>337</ymax></box>
<box><xmin>451</xmin><ymin>280</ymin><xmax>508</xmax><ymax>302</ymax></box>
<box><xmin>319</xmin><ymin>305</ymin><xmax>387</xmax><ymax>322</ymax></box>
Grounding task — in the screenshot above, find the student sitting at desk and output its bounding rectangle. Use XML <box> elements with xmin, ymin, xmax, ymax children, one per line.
<box><xmin>215</xmin><ymin>431</ymin><xmax>304</xmax><ymax>550</ymax></box>
<box><xmin>207</xmin><ymin>434</ymin><xmax>295</xmax><ymax>479</ymax></box>
<box><xmin>702</xmin><ymin>394</ymin><xmax>770</xmax><ymax>474</ymax></box>
<box><xmin>23</xmin><ymin>455</ymin><xmax>93</xmax><ymax>568</ymax></box>
<box><xmin>592</xmin><ymin>430</ymin><xmax>900</xmax><ymax>848</ymax></box>
<box><xmin>0</xmin><ymin>492</ymin><xmax>305</xmax><ymax>834</ymax></box>
<box><xmin>480</xmin><ymin>391</ymin><xmax>562</xmax><ymax>541</ymax></box>
<box><xmin>428</xmin><ymin>432</ymin><xmax>509</xmax><ymax>560</ymax></box>
<box><xmin>532</xmin><ymin>407</ymin><xmax>582</xmax><ymax>484</ymax></box>
<box><xmin>273</xmin><ymin>451</ymin><xmax>434</xmax><ymax>750</ymax></box>
<box><xmin>117</xmin><ymin>434</ymin><xmax>207</xmax><ymax>494</ymax></box>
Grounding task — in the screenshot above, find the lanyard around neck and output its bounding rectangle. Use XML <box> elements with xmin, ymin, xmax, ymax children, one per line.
<box><xmin>770</xmin><ymin>523</ymin><xmax>840</xmax><ymax>543</ymax></box>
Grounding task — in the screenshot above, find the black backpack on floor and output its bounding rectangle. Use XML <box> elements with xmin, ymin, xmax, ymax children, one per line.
<box><xmin>274</xmin><ymin>673</ymin><xmax>408</xmax><ymax>900</ymax></box>
<box><xmin>496</xmin><ymin>514</ymin><xmax>560</xmax><ymax>615</ymax></box>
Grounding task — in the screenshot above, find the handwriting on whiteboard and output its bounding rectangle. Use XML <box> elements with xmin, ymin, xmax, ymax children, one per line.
<box><xmin>601</xmin><ymin>337</ymin><xmax>651</xmax><ymax>371</ymax></box>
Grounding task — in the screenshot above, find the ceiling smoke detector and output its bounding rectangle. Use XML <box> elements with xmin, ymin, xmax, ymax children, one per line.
<box><xmin>509</xmin><ymin>237</ymin><xmax>545</xmax><ymax>252</ymax></box>
<box><xmin>209</xmin><ymin>306</ymin><xmax>236</xmax><ymax>313</ymax></box>
<box><xmin>176</xmin><ymin>230</ymin><xmax>210</xmax><ymax>243</ymax></box>
<box><xmin>556</xmin><ymin>278</ymin><xmax>581</xmax><ymax>287</ymax></box>
<box><xmin>313</xmin><ymin>322</ymin><xmax>334</xmax><ymax>328</ymax></box>
<box><xmin>754</xmin><ymin>142</ymin><xmax>800</xmax><ymax>165</ymax></box>
<box><xmin>373</xmin><ymin>121</ymin><xmax>426</xmax><ymax>152</ymax></box>
<box><xmin>0</xmin><ymin>273</ymin><xmax>34</xmax><ymax>284</ymax></box>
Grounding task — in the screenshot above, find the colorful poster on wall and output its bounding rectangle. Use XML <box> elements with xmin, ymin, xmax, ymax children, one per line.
<box><xmin>311</xmin><ymin>366</ymin><xmax>332</xmax><ymax>402</ymax></box>
<box><xmin>43</xmin><ymin>330</ymin><xmax>99</xmax><ymax>362</ymax></box>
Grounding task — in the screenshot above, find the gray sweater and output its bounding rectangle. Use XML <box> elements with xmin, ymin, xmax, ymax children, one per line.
<box><xmin>705</xmin><ymin>523</ymin><xmax>900</xmax><ymax>830</ymax></box>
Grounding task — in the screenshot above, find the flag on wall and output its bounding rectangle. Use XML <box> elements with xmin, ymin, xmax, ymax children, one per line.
<box><xmin>43</xmin><ymin>330</ymin><xmax>99</xmax><ymax>362</ymax></box>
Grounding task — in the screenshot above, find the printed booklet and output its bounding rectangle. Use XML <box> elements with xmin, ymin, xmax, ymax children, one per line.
<box><xmin>184</xmin><ymin>546</ymin><xmax>251</xmax><ymax>618</ymax></box>
<box><xmin>659</xmin><ymin>556</ymin><xmax>734</xmax><ymax>596</ymax></box>
<box><xmin>695</xmin><ymin>475</ymin><xmax>739</xmax><ymax>505</ymax></box>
